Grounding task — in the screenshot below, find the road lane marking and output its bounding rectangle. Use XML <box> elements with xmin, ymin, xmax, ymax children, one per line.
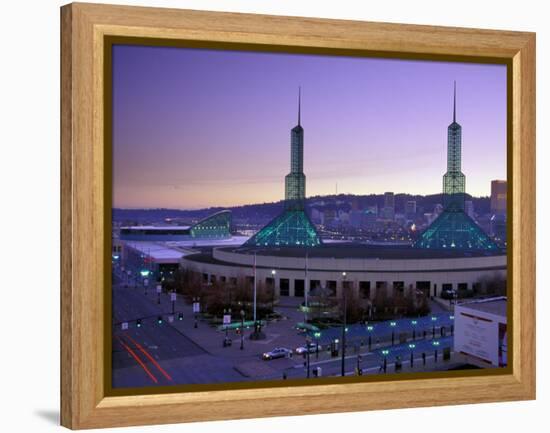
<box><xmin>115</xmin><ymin>336</ymin><xmax>158</xmax><ymax>384</ymax></box>
<box><xmin>125</xmin><ymin>334</ymin><xmax>173</xmax><ymax>381</ymax></box>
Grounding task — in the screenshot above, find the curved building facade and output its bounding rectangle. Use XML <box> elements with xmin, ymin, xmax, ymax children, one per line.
<box><xmin>181</xmin><ymin>244</ymin><xmax>506</xmax><ymax>299</ymax></box>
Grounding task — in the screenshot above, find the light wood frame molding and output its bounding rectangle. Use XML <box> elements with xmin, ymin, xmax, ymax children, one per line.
<box><xmin>61</xmin><ymin>2</ymin><xmax>535</xmax><ymax>429</ymax></box>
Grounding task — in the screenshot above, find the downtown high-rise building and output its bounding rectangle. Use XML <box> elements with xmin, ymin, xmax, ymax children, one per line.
<box><xmin>405</xmin><ymin>200</ymin><xmax>417</xmax><ymax>219</ymax></box>
<box><xmin>382</xmin><ymin>192</ymin><xmax>395</xmax><ymax>220</ymax></box>
<box><xmin>490</xmin><ymin>180</ymin><xmax>507</xmax><ymax>215</ymax></box>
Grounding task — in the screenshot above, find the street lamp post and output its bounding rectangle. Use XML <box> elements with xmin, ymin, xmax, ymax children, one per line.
<box><xmin>341</xmin><ymin>271</ymin><xmax>347</xmax><ymax>377</ymax></box>
<box><xmin>253</xmin><ymin>253</ymin><xmax>257</xmax><ymax>327</ymax></box>
<box><xmin>381</xmin><ymin>349</ymin><xmax>389</xmax><ymax>373</ymax></box>
<box><xmin>304</xmin><ymin>251</ymin><xmax>309</xmax><ymax>324</ymax></box>
<box><xmin>224</xmin><ymin>309</ymin><xmax>229</xmax><ymax>338</ymax></box>
<box><xmin>306</xmin><ymin>336</ymin><xmax>311</xmax><ymax>378</ymax></box>
<box><xmin>390</xmin><ymin>321</ymin><xmax>396</xmax><ymax>345</ymax></box>
<box><xmin>409</xmin><ymin>343</ymin><xmax>415</xmax><ymax>368</ymax></box>
<box><xmin>433</xmin><ymin>340</ymin><xmax>440</xmax><ymax>362</ymax></box>
<box><xmin>171</xmin><ymin>290</ymin><xmax>175</xmax><ymax>314</ymax></box>
<box><xmin>314</xmin><ymin>332</ymin><xmax>321</xmax><ymax>359</ymax></box>
<box><xmin>223</xmin><ymin>308</ymin><xmax>231</xmax><ymax>346</ymax></box>
<box><xmin>356</xmin><ymin>344</ymin><xmax>362</xmax><ymax>375</ymax></box>
<box><xmin>240</xmin><ymin>309</ymin><xmax>245</xmax><ymax>350</ymax></box>
<box><xmin>271</xmin><ymin>269</ymin><xmax>276</xmax><ymax>311</ymax></box>
<box><xmin>193</xmin><ymin>297</ymin><xmax>200</xmax><ymax>328</ymax></box>
<box><xmin>367</xmin><ymin>325</ymin><xmax>374</xmax><ymax>351</ymax></box>
<box><xmin>126</xmin><ymin>270</ymin><xmax>131</xmax><ymax>288</ymax></box>
<box><xmin>156</xmin><ymin>283</ymin><xmax>162</xmax><ymax>305</ymax></box>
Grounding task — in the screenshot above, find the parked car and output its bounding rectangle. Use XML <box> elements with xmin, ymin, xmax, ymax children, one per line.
<box><xmin>262</xmin><ymin>348</ymin><xmax>293</xmax><ymax>360</ymax></box>
<box><xmin>441</xmin><ymin>288</ymin><xmax>457</xmax><ymax>300</ymax></box>
<box><xmin>295</xmin><ymin>342</ymin><xmax>318</xmax><ymax>355</ymax></box>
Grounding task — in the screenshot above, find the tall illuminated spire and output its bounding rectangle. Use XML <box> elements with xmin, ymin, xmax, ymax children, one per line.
<box><xmin>453</xmin><ymin>80</ymin><xmax>456</xmax><ymax>123</ymax></box>
<box><xmin>285</xmin><ymin>87</ymin><xmax>306</xmax><ymax>210</ymax></box>
<box><xmin>443</xmin><ymin>81</ymin><xmax>465</xmax><ymax>211</ymax></box>
<box><xmin>298</xmin><ymin>86</ymin><xmax>301</xmax><ymax>126</ymax></box>
<box><xmin>414</xmin><ymin>81</ymin><xmax>499</xmax><ymax>251</ymax></box>
<box><xmin>244</xmin><ymin>87</ymin><xmax>321</xmax><ymax>248</ymax></box>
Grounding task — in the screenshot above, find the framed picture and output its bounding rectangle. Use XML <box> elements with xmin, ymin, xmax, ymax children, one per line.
<box><xmin>60</xmin><ymin>3</ymin><xmax>535</xmax><ymax>429</ymax></box>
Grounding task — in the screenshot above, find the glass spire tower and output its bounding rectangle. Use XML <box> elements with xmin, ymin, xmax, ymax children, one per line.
<box><xmin>443</xmin><ymin>82</ymin><xmax>466</xmax><ymax>211</ymax></box>
<box><xmin>285</xmin><ymin>87</ymin><xmax>306</xmax><ymax>211</ymax></box>
<box><xmin>244</xmin><ymin>88</ymin><xmax>321</xmax><ymax>248</ymax></box>
<box><xmin>414</xmin><ymin>83</ymin><xmax>499</xmax><ymax>251</ymax></box>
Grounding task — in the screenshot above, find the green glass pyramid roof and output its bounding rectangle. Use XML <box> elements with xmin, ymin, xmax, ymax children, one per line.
<box><xmin>244</xmin><ymin>210</ymin><xmax>322</xmax><ymax>247</ymax></box>
<box><xmin>414</xmin><ymin>210</ymin><xmax>499</xmax><ymax>251</ymax></box>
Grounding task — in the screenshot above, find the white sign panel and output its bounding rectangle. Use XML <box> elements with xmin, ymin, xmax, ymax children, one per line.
<box><xmin>223</xmin><ymin>314</ymin><xmax>231</xmax><ymax>325</ymax></box>
<box><xmin>121</xmin><ymin>322</ymin><xmax>128</xmax><ymax>330</ymax></box>
<box><xmin>454</xmin><ymin>306</ymin><xmax>499</xmax><ymax>366</ymax></box>
<box><xmin>193</xmin><ymin>302</ymin><xmax>200</xmax><ymax>313</ymax></box>
<box><xmin>171</xmin><ymin>293</ymin><xmax>177</xmax><ymax>302</ymax></box>
<box><xmin>156</xmin><ymin>284</ymin><xmax>162</xmax><ymax>293</ymax></box>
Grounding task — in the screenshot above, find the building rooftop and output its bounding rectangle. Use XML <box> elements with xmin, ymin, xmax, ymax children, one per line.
<box><xmin>232</xmin><ymin>243</ymin><xmax>505</xmax><ymax>260</ymax></box>
<box><xmin>121</xmin><ymin>225</ymin><xmax>191</xmax><ymax>231</ymax></box>
<box><xmin>124</xmin><ymin>242</ymin><xmax>191</xmax><ymax>262</ymax></box>
<box><xmin>457</xmin><ymin>297</ymin><xmax>507</xmax><ymax>317</ymax></box>
<box><xmin>122</xmin><ymin>236</ymin><xmax>251</xmax><ymax>263</ymax></box>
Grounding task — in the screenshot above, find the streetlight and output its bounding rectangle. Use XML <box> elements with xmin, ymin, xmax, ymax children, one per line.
<box><xmin>270</xmin><ymin>269</ymin><xmax>276</xmax><ymax>311</ymax></box>
<box><xmin>356</xmin><ymin>344</ymin><xmax>362</xmax><ymax>375</ymax></box>
<box><xmin>408</xmin><ymin>343</ymin><xmax>416</xmax><ymax>368</ymax></box>
<box><xmin>305</xmin><ymin>335</ymin><xmax>311</xmax><ymax>378</ymax></box>
<box><xmin>390</xmin><ymin>321</ymin><xmax>397</xmax><ymax>345</ymax></box>
<box><xmin>170</xmin><ymin>290</ymin><xmax>176</xmax><ymax>314</ymax></box>
<box><xmin>252</xmin><ymin>253</ymin><xmax>257</xmax><ymax>330</ymax></box>
<box><xmin>156</xmin><ymin>283</ymin><xmax>162</xmax><ymax>305</ymax></box>
<box><xmin>381</xmin><ymin>349</ymin><xmax>389</xmax><ymax>373</ymax></box>
<box><xmin>240</xmin><ymin>309</ymin><xmax>245</xmax><ymax>350</ymax></box>
<box><xmin>341</xmin><ymin>271</ymin><xmax>347</xmax><ymax>377</ymax></box>
<box><xmin>411</xmin><ymin>320</ymin><xmax>417</xmax><ymax>340</ymax></box>
<box><xmin>314</xmin><ymin>331</ymin><xmax>321</xmax><ymax>359</ymax></box>
<box><xmin>367</xmin><ymin>325</ymin><xmax>374</xmax><ymax>351</ymax></box>
<box><xmin>193</xmin><ymin>297</ymin><xmax>200</xmax><ymax>328</ymax></box>
<box><xmin>223</xmin><ymin>308</ymin><xmax>231</xmax><ymax>347</ymax></box>
<box><xmin>433</xmin><ymin>340</ymin><xmax>440</xmax><ymax>362</ymax></box>
<box><xmin>304</xmin><ymin>251</ymin><xmax>309</xmax><ymax>324</ymax></box>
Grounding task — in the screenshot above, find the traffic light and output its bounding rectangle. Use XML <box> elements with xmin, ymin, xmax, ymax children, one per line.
<box><xmin>136</xmin><ymin>319</ymin><xmax>142</xmax><ymax>328</ymax></box>
<box><xmin>157</xmin><ymin>316</ymin><xmax>163</xmax><ymax>324</ymax></box>
<box><xmin>178</xmin><ymin>313</ymin><xmax>183</xmax><ymax>321</ymax></box>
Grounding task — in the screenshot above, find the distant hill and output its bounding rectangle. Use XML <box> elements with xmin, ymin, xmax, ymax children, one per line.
<box><xmin>113</xmin><ymin>193</ymin><xmax>490</xmax><ymax>225</ymax></box>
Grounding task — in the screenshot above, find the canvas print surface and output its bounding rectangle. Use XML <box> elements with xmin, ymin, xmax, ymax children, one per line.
<box><xmin>111</xmin><ymin>45</ymin><xmax>508</xmax><ymax>389</ymax></box>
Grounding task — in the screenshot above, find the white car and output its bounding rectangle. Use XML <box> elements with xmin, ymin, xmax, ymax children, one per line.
<box><xmin>295</xmin><ymin>343</ymin><xmax>318</xmax><ymax>355</ymax></box>
<box><xmin>262</xmin><ymin>347</ymin><xmax>293</xmax><ymax>360</ymax></box>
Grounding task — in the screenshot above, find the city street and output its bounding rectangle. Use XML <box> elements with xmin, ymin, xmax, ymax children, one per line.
<box><xmin>112</xmin><ymin>265</ymin><xmax>469</xmax><ymax>388</ymax></box>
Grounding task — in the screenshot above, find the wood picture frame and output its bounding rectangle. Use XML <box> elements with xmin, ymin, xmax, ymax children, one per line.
<box><xmin>60</xmin><ymin>2</ymin><xmax>536</xmax><ymax>429</ymax></box>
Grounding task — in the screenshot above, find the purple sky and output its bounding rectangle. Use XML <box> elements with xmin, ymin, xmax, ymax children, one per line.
<box><xmin>112</xmin><ymin>45</ymin><xmax>507</xmax><ymax>209</ymax></box>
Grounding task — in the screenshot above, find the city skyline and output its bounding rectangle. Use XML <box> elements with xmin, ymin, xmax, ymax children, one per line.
<box><xmin>113</xmin><ymin>45</ymin><xmax>507</xmax><ymax>209</ymax></box>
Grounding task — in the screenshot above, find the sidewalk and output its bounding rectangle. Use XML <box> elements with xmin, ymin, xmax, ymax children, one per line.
<box><xmin>137</xmin><ymin>287</ymin><xmax>308</xmax><ymax>362</ymax></box>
